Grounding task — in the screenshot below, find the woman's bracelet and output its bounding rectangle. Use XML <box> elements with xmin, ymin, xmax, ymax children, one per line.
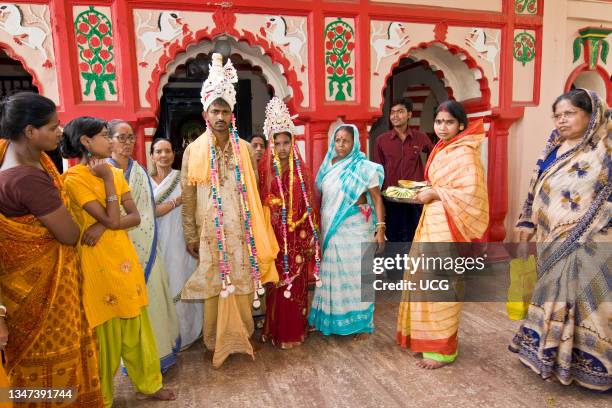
<box><xmin>106</xmin><ymin>194</ymin><xmax>118</xmax><ymax>202</ymax></box>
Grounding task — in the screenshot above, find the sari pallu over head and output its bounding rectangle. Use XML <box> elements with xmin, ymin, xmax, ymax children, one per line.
<box><xmin>315</xmin><ymin>124</ymin><xmax>384</xmax><ymax>251</ymax></box>
<box><xmin>516</xmin><ymin>90</ymin><xmax>611</xmax><ymax>276</ymax></box>
<box><xmin>512</xmin><ymin>90</ymin><xmax>611</xmax><ymax>390</ymax></box>
<box><xmin>258</xmin><ymin>133</ymin><xmax>319</xmax><ymax>281</ymax></box>
<box><xmin>258</xmin><ymin>135</ymin><xmax>318</xmax><ymax>233</ymax></box>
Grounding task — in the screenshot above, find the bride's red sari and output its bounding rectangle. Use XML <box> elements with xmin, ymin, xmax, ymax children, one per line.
<box><xmin>258</xmin><ymin>144</ymin><xmax>318</xmax><ymax>347</ymax></box>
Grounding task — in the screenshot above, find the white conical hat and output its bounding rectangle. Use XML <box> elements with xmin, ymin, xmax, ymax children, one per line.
<box><xmin>263</xmin><ymin>97</ymin><xmax>297</xmax><ymax>140</ymax></box>
<box><xmin>200</xmin><ymin>53</ymin><xmax>238</xmax><ymax>111</ymax></box>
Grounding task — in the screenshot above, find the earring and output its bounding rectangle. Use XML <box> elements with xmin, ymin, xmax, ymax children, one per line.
<box><xmin>87</xmin><ymin>151</ymin><xmax>92</xmax><ymax>158</ymax></box>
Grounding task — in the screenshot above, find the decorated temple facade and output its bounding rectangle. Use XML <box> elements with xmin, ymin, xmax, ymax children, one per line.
<box><xmin>0</xmin><ymin>0</ymin><xmax>610</xmax><ymax>241</ymax></box>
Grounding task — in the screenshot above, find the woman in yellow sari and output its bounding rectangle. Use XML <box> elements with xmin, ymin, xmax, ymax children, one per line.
<box><xmin>396</xmin><ymin>100</ymin><xmax>489</xmax><ymax>369</ymax></box>
<box><xmin>60</xmin><ymin>117</ymin><xmax>175</xmax><ymax>407</ymax></box>
<box><xmin>0</xmin><ymin>92</ymin><xmax>103</xmax><ymax>407</ymax></box>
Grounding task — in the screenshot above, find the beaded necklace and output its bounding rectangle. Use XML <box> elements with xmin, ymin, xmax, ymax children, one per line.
<box><xmin>208</xmin><ymin>118</ymin><xmax>264</xmax><ymax>308</ymax></box>
<box><xmin>271</xmin><ymin>147</ymin><xmax>290</xmax><ymax>295</ymax></box>
<box><xmin>270</xmin><ymin>138</ymin><xmax>322</xmax><ymax>299</ymax></box>
<box><xmin>291</xmin><ymin>143</ymin><xmax>322</xmax><ymax>288</ymax></box>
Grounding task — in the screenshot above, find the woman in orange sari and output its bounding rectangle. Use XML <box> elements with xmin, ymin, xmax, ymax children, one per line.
<box><xmin>0</xmin><ymin>92</ymin><xmax>103</xmax><ymax>406</ymax></box>
<box><xmin>396</xmin><ymin>100</ymin><xmax>489</xmax><ymax>369</ymax></box>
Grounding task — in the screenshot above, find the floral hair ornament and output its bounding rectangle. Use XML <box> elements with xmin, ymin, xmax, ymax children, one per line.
<box><xmin>263</xmin><ymin>96</ymin><xmax>298</xmax><ymax>140</ymax></box>
<box><xmin>263</xmin><ymin>97</ymin><xmax>322</xmax><ymax>297</ymax></box>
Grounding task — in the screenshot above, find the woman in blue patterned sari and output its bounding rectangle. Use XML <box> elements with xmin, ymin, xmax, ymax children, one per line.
<box><xmin>308</xmin><ymin>125</ymin><xmax>385</xmax><ymax>339</ymax></box>
<box><xmin>511</xmin><ymin>89</ymin><xmax>611</xmax><ymax>391</ymax></box>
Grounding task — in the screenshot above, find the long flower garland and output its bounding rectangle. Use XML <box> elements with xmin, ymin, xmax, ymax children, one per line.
<box><xmin>292</xmin><ymin>143</ymin><xmax>322</xmax><ymax>287</ymax></box>
<box><xmin>271</xmin><ymin>146</ymin><xmax>291</xmax><ymax>297</ymax></box>
<box><xmin>270</xmin><ymin>138</ymin><xmax>323</xmax><ymax>298</ymax></box>
<box><xmin>208</xmin><ymin>119</ymin><xmax>265</xmax><ymax>308</ymax></box>
<box><xmin>208</xmin><ymin>129</ymin><xmax>232</xmax><ymax>296</ymax></box>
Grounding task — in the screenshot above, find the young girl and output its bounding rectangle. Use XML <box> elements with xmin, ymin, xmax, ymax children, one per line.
<box><xmin>60</xmin><ymin>116</ymin><xmax>175</xmax><ymax>407</ymax></box>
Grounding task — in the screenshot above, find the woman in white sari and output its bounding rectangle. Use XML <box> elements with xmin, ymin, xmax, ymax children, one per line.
<box><xmin>150</xmin><ymin>138</ymin><xmax>203</xmax><ymax>349</ymax></box>
<box><xmin>108</xmin><ymin>121</ymin><xmax>180</xmax><ymax>373</ymax></box>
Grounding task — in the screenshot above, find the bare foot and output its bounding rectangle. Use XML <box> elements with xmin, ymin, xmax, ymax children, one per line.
<box><xmin>354</xmin><ymin>333</ymin><xmax>370</xmax><ymax>341</ymax></box>
<box><xmin>308</xmin><ymin>326</ymin><xmax>317</xmax><ymax>333</ymax></box>
<box><xmin>137</xmin><ymin>387</ymin><xmax>176</xmax><ymax>401</ymax></box>
<box><xmin>416</xmin><ymin>358</ymin><xmax>451</xmax><ymax>369</ymax></box>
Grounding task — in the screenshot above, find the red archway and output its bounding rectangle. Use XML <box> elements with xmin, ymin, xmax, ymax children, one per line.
<box><xmin>564</xmin><ymin>63</ymin><xmax>612</xmax><ymax>106</ymax></box>
<box><xmin>377</xmin><ymin>40</ymin><xmax>493</xmax><ymax>114</ymax></box>
<box><xmin>0</xmin><ymin>42</ymin><xmax>45</xmax><ymax>96</ymax></box>
<box><xmin>142</xmin><ymin>27</ymin><xmax>304</xmax><ymax>120</ymax></box>
<box><xmin>372</xmin><ymin>39</ymin><xmax>506</xmax><ymax>241</ymax></box>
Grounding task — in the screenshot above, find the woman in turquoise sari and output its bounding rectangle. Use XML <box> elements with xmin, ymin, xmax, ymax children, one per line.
<box><xmin>308</xmin><ymin>125</ymin><xmax>385</xmax><ymax>338</ymax></box>
<box><xmin>108</xmin><ymin>120</ymin><xmax>180</xmax><ymax>373</ymax></box>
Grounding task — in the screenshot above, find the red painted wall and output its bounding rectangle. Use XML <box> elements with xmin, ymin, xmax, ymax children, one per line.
<box><xmin>4</xmin><ymin>0</ymin><xmax>547</xmax><ymax>241</ymax></box>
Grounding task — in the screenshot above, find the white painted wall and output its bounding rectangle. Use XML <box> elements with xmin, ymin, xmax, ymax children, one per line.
<box><xmin>369</xmin><ymin>0</ymin><xmax>502</xmax><ymax>12</ymax></box>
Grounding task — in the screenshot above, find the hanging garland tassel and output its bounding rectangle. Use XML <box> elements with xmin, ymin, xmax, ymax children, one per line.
<box><xmin>271</xmin><ymin>141</ymin><xmax>291</xmax><ymax>298</ymax></box>
<box><xmin>209</xmin><ymin>128</ymin><xmax>232</xmax><ymax>297</ymax></box>
<box><xmin>293</xmin><ymin>144</ymin><xmax>322</xmax><ymax>287</ymax></box>
<box><xmin>270</xmin><ymin>137</ymin><xmax>323</xmax><ymax>299</ymax></box>
<box><xmin>229</xmin><ymin>116</ymin><xmax>263</xmax><ymax>308</ymax></box>
<box><xmin>208</xmin><ymin>119</ymin><xmax>262</xmax><ymax>308</ymax></box>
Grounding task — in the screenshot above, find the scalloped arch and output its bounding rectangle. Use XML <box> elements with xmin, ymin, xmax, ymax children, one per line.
<box><xmin>377</xmin><ymin>40</ymin><xmax>491</xmax><ymax>113</ymax></box>
<box><xmin>0</xmin><ymin>42</ymin><xmax>44</xmax><ymax>96</ymax></box>
<box><xmin>144</xmin><ymin>27</ymin><xmax>303</xmax><ymax>118</ymax></box>
<box><xmin>158</xmin><ymin>36</ymin><xmax>292</xmax><ymax>107</ymax></box>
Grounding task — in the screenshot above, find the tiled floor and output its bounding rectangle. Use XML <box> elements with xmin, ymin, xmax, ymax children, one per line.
<box><xmin>112</xmin><ymin>302</ymin><xmax>606</xmax><ymax>407</ymax></box>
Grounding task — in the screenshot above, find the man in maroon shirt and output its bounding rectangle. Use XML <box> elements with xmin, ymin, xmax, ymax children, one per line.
<box><xmin>374</xmin><ymin>98</ymin><xmax>434</xmax><ymax>242</ymax></box>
